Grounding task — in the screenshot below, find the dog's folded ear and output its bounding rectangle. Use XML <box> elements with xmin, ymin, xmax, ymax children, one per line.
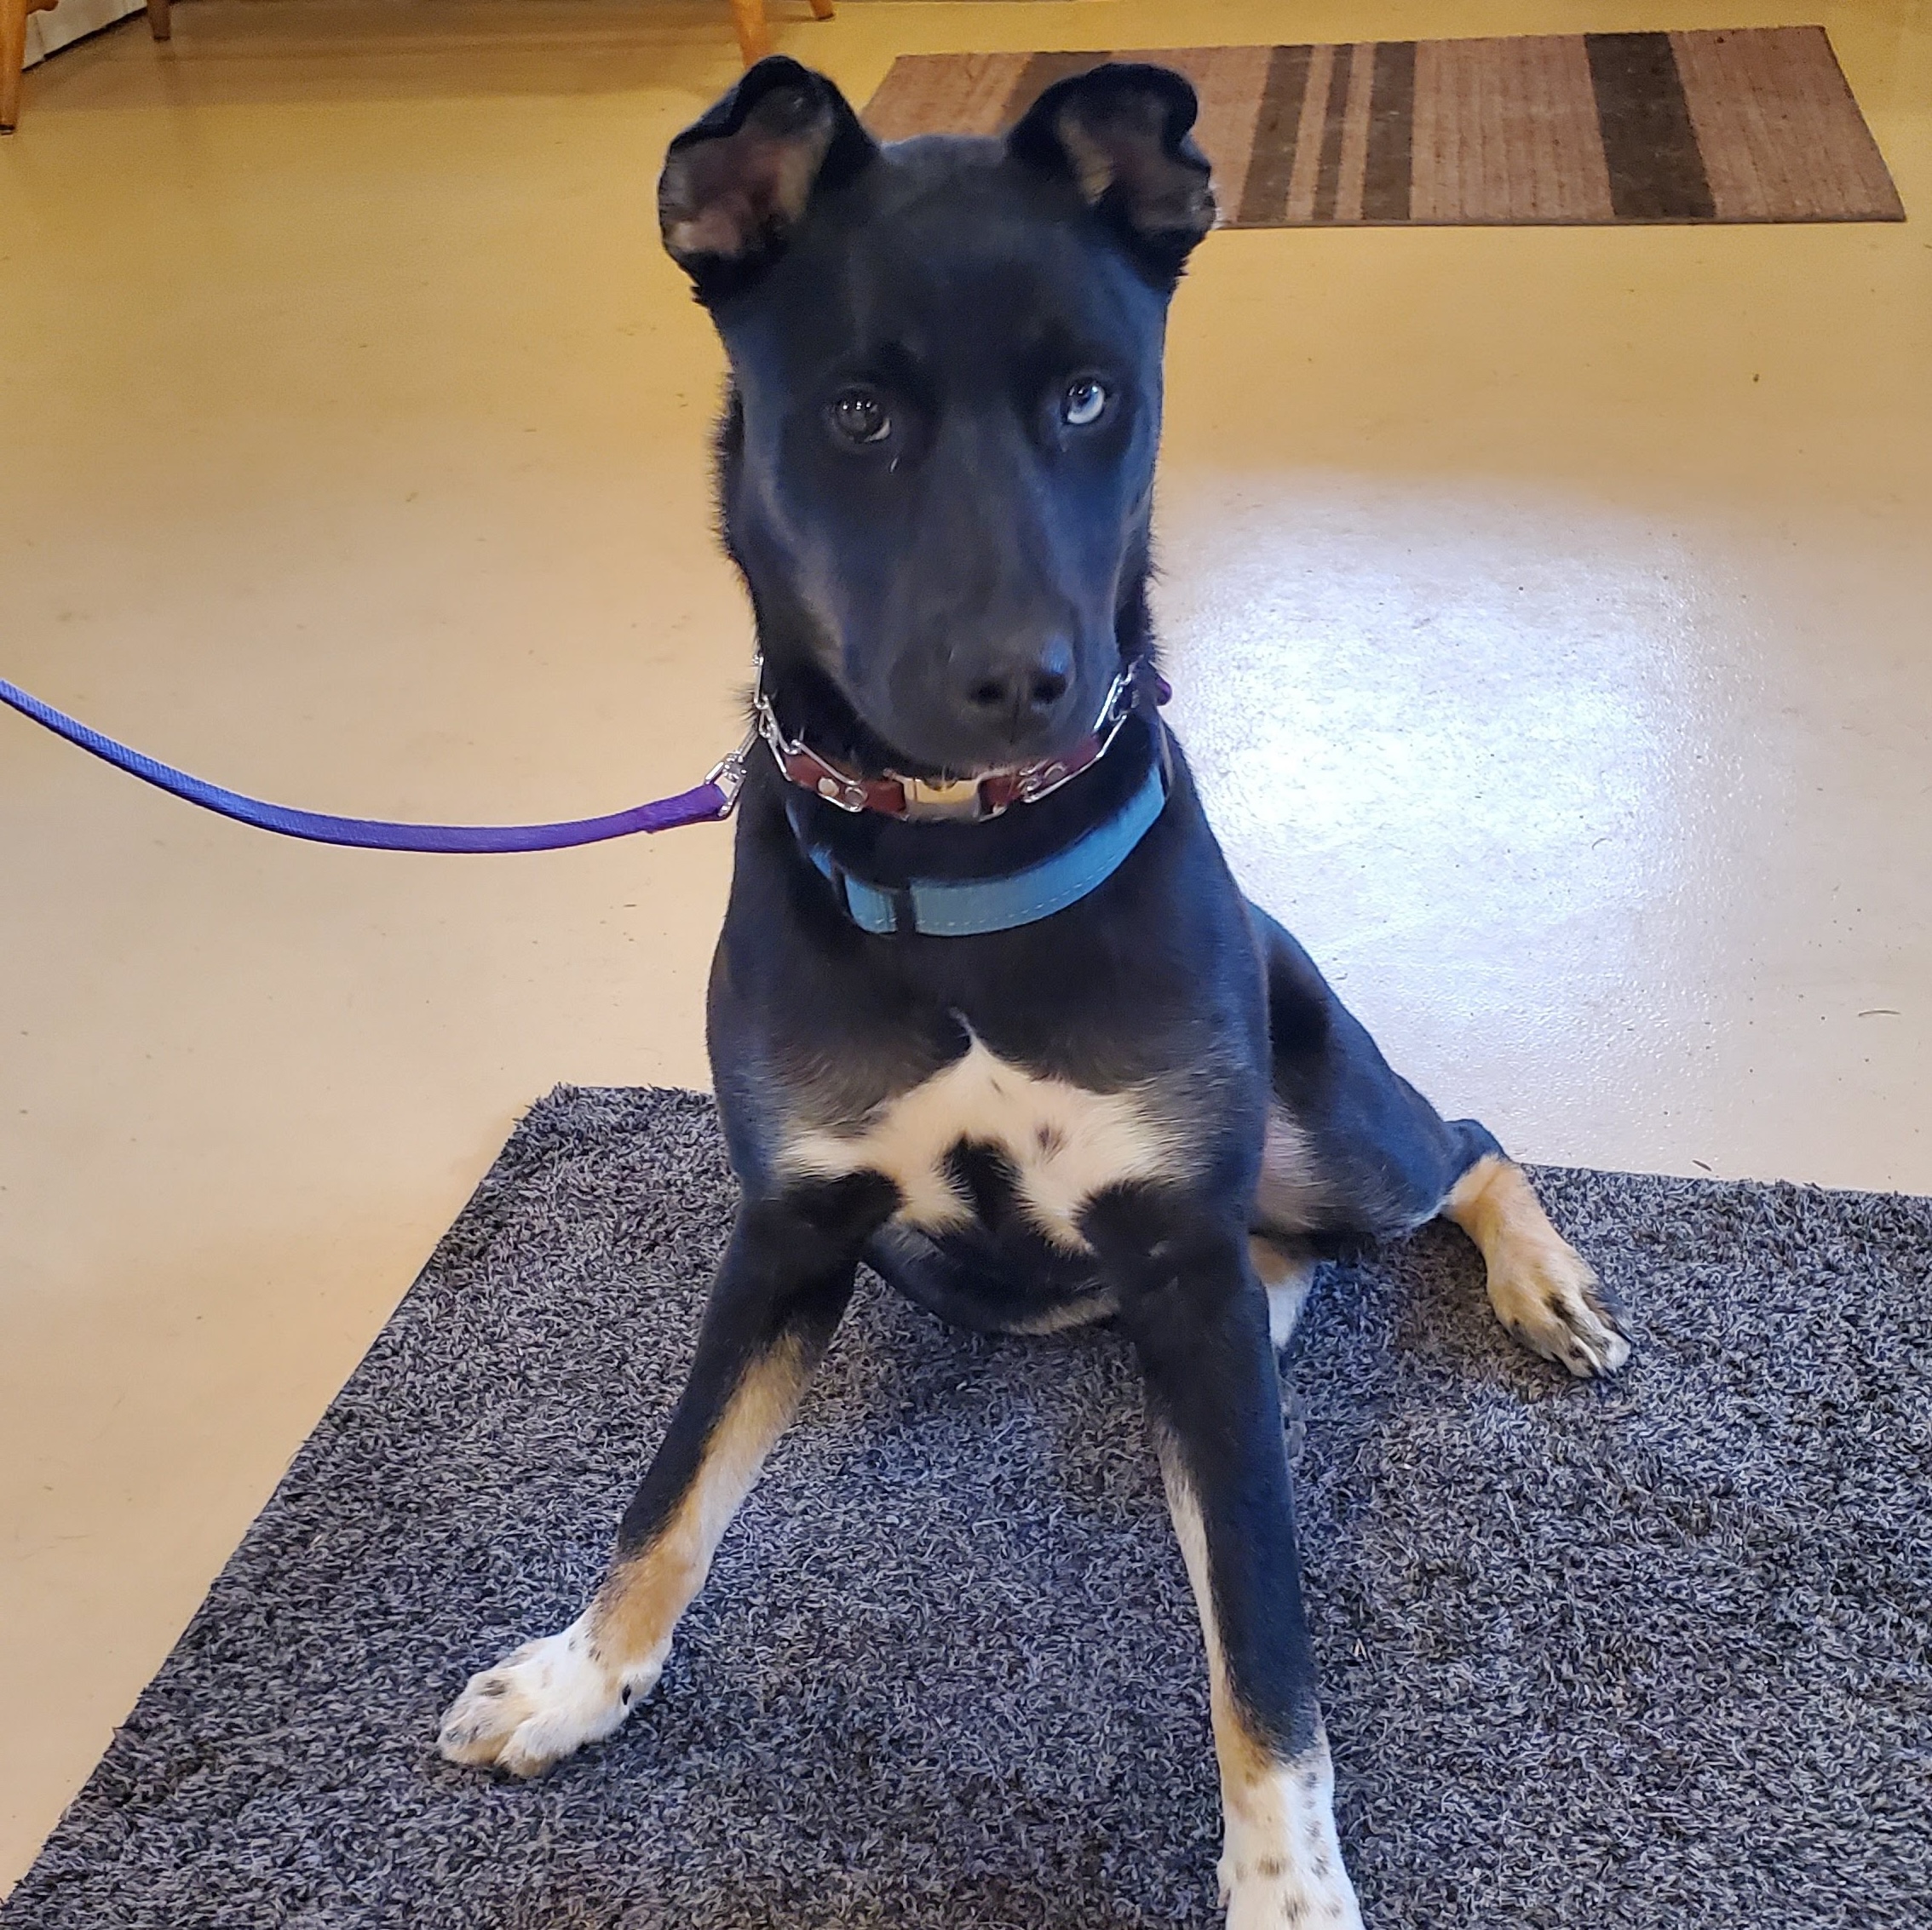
<box><xmin>1008</xmin><ymin>63</ymin><xmax>1216</xmax><ymax>286</ymax></box>
<box><xmin>659</xmin><ymin>57</ymin><xmax>877</xmax><ymax>303</ymax></box>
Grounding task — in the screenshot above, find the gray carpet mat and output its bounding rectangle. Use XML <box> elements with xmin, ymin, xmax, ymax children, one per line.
<box><xmin>4</xmin><ymin>1086</ymin><xmax>1927</xmax><ymax>1929</ymax></box>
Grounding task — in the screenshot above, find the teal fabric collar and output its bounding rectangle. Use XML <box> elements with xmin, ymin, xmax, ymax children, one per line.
<box><xmin>800</xmin><ymin>755</ymin><xmax>1169</xmax><ymax>937</ymax></box>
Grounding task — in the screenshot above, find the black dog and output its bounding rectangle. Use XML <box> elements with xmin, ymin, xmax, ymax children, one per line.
<box><xmin>440</xmin><ymin>58</ymin><xmax>1630</xmax><ymax>1927</ymax></box>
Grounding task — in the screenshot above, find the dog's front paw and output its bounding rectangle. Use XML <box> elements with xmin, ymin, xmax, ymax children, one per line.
<box><xmin>1219</xmin><ymin>1852</ymin><xmax>1363</xmax><ymax>1930</ymax></box>
<box><xmin>1218</xmin><ymin>1742</ymin><xmax>1365</xmax><ymax>1929</ymax></box>
<box><xmin>437</xmin><ymin>1617</ymin><xmax>655</xmax><ymax>1776</ymax></box>
<box><xmin>1488</xmin><ymin>1235</ymin><xmax>1630</xmax><ymax>1379</ymax></box>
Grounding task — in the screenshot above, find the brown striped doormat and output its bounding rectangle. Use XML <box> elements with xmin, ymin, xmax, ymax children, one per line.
<box><xmin>862</xmin><ymin>26</ymin><xmax>1903</xmax><ymax>225</ymax></box>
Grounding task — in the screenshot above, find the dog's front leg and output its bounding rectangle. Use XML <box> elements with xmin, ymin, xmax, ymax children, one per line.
<box><xmin>439</xmin><ymin>1172</ymin><xmax>894</xmax><ymax>1776</ymax></box>
<box><xmin>1089</xmin><ymin>1195</ymin><xmax>1366</xmax><ymax>1929</ymax></box>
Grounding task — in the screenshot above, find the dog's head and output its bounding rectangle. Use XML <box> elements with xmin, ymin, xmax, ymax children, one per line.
<box><xmin>659</xmin><ymin>58</ymin><xmax>1214</xmax><ymax>774</ymax></box>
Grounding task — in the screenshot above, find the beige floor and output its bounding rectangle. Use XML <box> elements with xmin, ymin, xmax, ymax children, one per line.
<box><xmin>2</xmin><ymin>0</ymin><xmax>1927</xmax><ymax>1893</ymax></box>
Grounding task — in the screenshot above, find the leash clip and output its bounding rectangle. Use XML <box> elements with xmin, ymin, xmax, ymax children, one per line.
<box><xmin>704</xmin><ymin>725</ymin><xmax>759</xmax><ymax>819</ymax></box>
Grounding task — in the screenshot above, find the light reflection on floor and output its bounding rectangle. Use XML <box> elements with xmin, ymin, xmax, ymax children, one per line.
<box><xmin>1156</xmin><ymin>474</ymin><xmax>1925</xmax><ymax>1184</ymax></box>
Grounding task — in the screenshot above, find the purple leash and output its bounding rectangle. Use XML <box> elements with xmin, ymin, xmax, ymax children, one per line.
<box><xmin>0</xmin><ymin>675</ymin><xmax>748</xmax><ymax>853</ymax></box>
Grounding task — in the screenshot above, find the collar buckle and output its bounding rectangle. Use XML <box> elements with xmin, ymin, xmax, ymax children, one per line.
<box><xmin>901</xmin><ymin>773</ymin><xmax>990</xmax><ymax>819</ymax></box>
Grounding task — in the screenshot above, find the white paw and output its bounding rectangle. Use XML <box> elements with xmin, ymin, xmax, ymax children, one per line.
<box><xmin>437</xmin><ymin>1616</ymin><xmax>657</xmax><ymax>1776</ymax></box>
<box><xmin>1218</xmin><ymin>1743</ymin><xmax>1365</xmax><ymax>1928</ymax></box>
<box><xmin>1489</xmin><ymin>1235</ymin><xmax>1631</xmax><ymax>1378</ymax></box>
<box><xmin>1219</xmin><ymin>1850</ymin><xmax>1364</xmax><ymax>1929</ymax></box>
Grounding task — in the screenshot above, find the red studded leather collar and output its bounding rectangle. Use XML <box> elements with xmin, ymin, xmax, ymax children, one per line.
<box><xmin>755</xmin><ymin>658</ymin><xmax>1167</xmax><ymax>822</ymax></box>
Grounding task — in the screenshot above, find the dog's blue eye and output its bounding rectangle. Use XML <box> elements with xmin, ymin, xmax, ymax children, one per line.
<box><xmin>828</xmin><ymin>388</ymin><xmax>892</xmax><ymax>447</ymax></box>
<box><xmin>1062</xmin><ymin>379</ymin><xmax>1107</xmax><ymax>428</ymax></box>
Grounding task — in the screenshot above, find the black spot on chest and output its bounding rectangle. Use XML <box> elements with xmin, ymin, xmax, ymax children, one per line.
<box><xmin>945</xmin><ymin>1139</ymin><xmax>1026</xmax><ymax>1232</ymax></box>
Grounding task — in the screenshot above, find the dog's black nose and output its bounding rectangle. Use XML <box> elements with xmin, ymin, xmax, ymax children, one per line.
<box><xmin>959</xmin><ymin>638</ymin><xmax>1077</xmax><ymax>738</ymax></box>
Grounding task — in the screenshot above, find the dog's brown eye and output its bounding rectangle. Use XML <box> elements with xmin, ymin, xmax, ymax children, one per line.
<box><xmin>828</xmin><ymin>388</ymin><xmax>891</xmax><ymax>446</ymax></box>
<box><xmin>1062</xmin><ymin>378</ymin><xmax>1108</xmax><ymax>428</ymax></box>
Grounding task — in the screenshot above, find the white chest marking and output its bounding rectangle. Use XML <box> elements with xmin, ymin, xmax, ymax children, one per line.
<box><xmin>782</xmin><ymin>1043</ymin><xmax>1177</xmax><ymax>1250</ymax></box>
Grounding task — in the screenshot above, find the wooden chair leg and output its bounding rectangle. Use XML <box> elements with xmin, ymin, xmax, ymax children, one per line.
<box><xmin>146</xmin><ymin>0</ymin><xmax>170</xmax><ymax>42</ymax></box>
<box><xmin>727</xmin><ymin>0</ymin><xmax>769</xmax><ymax>66</ymax></box>
<box><xmin>807</xmin><ymin>0</ymin><xmax>834</xmax><ymax>19</ymax></box>
<box><xmin>2</xmin><ymin>0</ymin><xmax>29</xmax><ymax>135</ymax></box>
